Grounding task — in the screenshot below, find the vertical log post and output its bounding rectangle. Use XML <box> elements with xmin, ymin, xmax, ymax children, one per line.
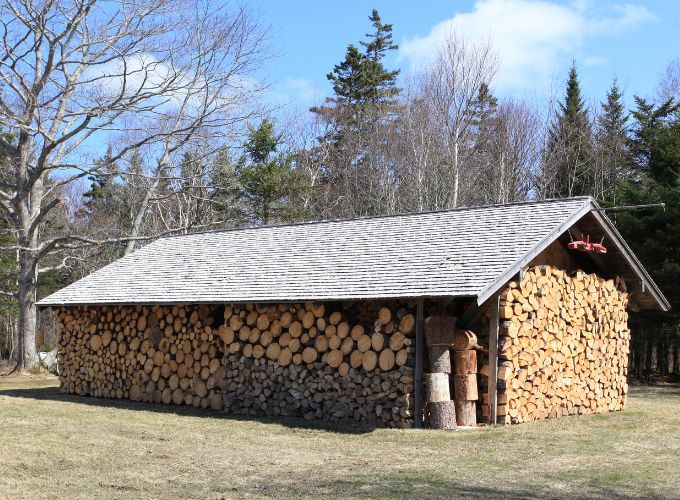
<box><xmin>488</xmin><ymin>293</ymin><xmax>500</xmax><ymax>425</ymax></box>
<box><xmin>414</xmin><ymin>298</ymin><xmax>424</xmax><ymax>428</ymax></box>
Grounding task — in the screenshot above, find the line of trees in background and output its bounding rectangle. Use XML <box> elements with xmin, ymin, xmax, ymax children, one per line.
<box><xmin>0</xmin><ymin>5</ymin><xmax>678</xmax><ymax>380</ymax></box>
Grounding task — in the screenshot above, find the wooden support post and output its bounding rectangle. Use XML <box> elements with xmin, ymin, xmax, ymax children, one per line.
<box><xmin>488</xmin><ymin>293</ymin><xmax>500</xmax><ymax>425</ymax></box>
<box><xmin>414</xmin><ymin>298</ymin><xmax>424</xmax><ymax>428</ymax></box>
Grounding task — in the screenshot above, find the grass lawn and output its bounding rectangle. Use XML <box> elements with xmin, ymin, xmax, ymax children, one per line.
<box><xmin>0</xmin><ymin>375</ymin><xmax>679</xmax><ymax>499</ymax></box>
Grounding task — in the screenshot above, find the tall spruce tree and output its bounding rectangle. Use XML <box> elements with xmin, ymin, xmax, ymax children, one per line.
<box><xmin>544</xmin><ymin>62</ymin><xmax>593</xmax><ymax>197</ymax></box>
<box><xmin>314</xmin><ymin>9</ymin><xmax>400</xmax><ymax>128</ymax></box>
<box><xmin>466</xmin><ymin>83</ymin><xmax>501</xmax><ymax>202</ymax></box>
<box><xmin>593</xmin><ymin>78</ymin><xmax>630</xmax><ymax>201</ymax></box>
<box><xmin>615</xmin><ymin>95</ymin><xmax>680</xmax><ymax>378</ymax></box>
<box><xmin>360</xmin><ymin>9</ymin><xmax>400</xmax><ymax>110</ymax></box>
<box><xmin>82</xmin><ymin>145</ymin><xmax>122</xmax><ymax>215</ymax></box>
<box><xmin>309</xmin><ymin>10</ymin><xmax>401</xmax><ymax>218</ymax></box>
<box><xmin>630</xmin><ymin>96</ymin><xmax>680</xmax><ymax>185</ymax></box>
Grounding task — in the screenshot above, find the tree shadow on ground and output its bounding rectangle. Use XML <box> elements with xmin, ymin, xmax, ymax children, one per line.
<box><xmin>629</xmin><ymin>383</ymin><xmax>680</xmax><ymax>398</ymax></box>
<box><xmin>284</xmin><ymin>473</ymin><xmax>659</xmax><ymax>500</ymax></box>
<box><xmin>0</xmin><ymin>385</ymin><xmax>379</xmax><ymax>434</ymax></box>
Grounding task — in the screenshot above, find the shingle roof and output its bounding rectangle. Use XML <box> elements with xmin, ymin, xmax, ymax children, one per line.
<box><xmin>37</xmin><ymin>197</ymin><xmax>668</xmax><ymax>310</ymax></box>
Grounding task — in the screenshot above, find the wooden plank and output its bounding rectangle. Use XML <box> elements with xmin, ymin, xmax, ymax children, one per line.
<box><xmin>488</xmin><ymin>293</ymin><xmax>500</xmax><ymax>425</ymax></box>
<box><xmin>414</xmin><ymin>298</ymin><xmax>424</xmax><ymax>429</ymax></box>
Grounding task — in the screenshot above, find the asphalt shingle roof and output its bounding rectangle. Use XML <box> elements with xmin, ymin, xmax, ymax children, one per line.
<box><xmin>39</xmin><ymin>198</ymin><xmax>600</xmax><ymax>306</ymax></box>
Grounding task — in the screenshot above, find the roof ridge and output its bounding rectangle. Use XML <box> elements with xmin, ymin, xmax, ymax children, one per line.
<box><xmin>158</xmin><ymin>196</ymin><xmax>593</xmax><ymax>241</ymax></box>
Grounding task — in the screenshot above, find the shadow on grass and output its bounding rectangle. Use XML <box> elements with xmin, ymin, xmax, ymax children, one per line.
<box><xmin>0</xmin><ymin>385</ymin><xmax>378</xmax><ymax>435</ymax></box>
<box><xmin>299</xmin><ymin>473</ymin><xmax>658</xmax><ymax>500</ymax></box>
<box><xmin>628</xmin><ymin>384</ymin><xmax>680</xmax><ymax>398</ymax></box>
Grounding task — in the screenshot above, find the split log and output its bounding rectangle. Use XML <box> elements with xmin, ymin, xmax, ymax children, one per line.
<box><xmin>56</xmin><ymin>301</ymin><xmax>418</xmax><ymax>428</ymax></box>
<box><xmin>488</xmin><ymin>266</ymin><xmax>630</xmax><ymax>424</ymax></box>
<box><xmin>452</xmin><ymin>330</ymin><xmax>477</xmax><ymax>351</ymax></box>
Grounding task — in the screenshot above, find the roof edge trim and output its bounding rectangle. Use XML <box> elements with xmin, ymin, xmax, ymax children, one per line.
<box><xmin>589</xmin><ymin>208</ymin><xmax>670</xmax><ymax>311</ymax></box>
<box><xmin>475</xmin><ymin>198</ymin><xmax>670</xmax><ymax>312</ymax></box>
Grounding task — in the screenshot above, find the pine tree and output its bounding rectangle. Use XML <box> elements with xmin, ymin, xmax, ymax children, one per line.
<box><xmin>593</xmin><ymin>78</ymin><xmax>630</xmax><ymax>201</ymax></box>
<box><xmin>236</xmin><ymin>119</ymin><xmax>308</xmax><ymax>225</ymax></box>
<box><xmin>83</xmin><ymin>145</ymin><xmax>121</xmax><ymax>214</ymax></box>
<box><xmin>360</xmin><ymin>9</ymin><xmax>400</xmax><ymax>109</ymax></box>
<box><xmin>210</xmin><ymin>147</ymin><xmax>243</xmax><ymax>223</ymax></box>
<box><xmin>309</xmin><ymin>10</ymin><xmax>401</xmax><ymax>218</ymax></box>
<box><xmin>312</xmin><ymin>9</ymin><xmax>400</xmax><ymax>128</ymax></box>
<box><xmin>466</xmin><ymin>83</ymin><xmax>501</xmax><ymax>202</ymax></box>
<box><xmin>361</xmin><ymin>10</ymin><xmax>398</xmax><ymax>62</ymax></box>
<box><xmin>630</xmin><ymin>96</ymin><xmax>680</xmax><ymax>185</ymax></box>
<box><xmin>544</xmin><ymin>62</ymin><xmax>593</xmax><ymax>197</ymax></box>
<box><xmin>615</xmin><ymin>95</ymin><xmax>680</xmax><ymax>375</ymax></box>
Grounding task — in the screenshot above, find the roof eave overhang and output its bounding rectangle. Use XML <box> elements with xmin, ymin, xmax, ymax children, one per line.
<box><xmin>589</xmin><ymin>208</ymin><xmax>670</xmax><ymax>312</ymax></box>
<box><xmin>475</xmin><ymin>198</ymin><xmax>670</xmax><ymax>312</ymax></box>
<box><xmin>37</xmin><ymin>293</ymin><xmax>478</xmax><ymax>308</ymax></box>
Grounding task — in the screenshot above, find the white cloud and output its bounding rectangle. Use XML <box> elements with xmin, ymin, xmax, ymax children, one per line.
<box><xmin>584</xmin><ymin>55</ymin><xmax>608</xmax><ymax>66</ymax></box>
<box><xmin>283</xmin><ymin>77</ymin><xmax>318</xmax><ymax>103</ymax></box>
<box><xmin>267</xmin><ymin>77</ymin><xmax>320</xmax><ymax>108</ymax></box>
<box><xmin>400</xmin><ymin>0</ymin><xmax>656</xmax><ymax>92</ymax></box>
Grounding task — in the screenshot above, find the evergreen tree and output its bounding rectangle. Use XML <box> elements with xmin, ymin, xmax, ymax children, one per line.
<box><xmin>236</xmin><ymin>119</ymin><xmax>308</xmax><ymax>225</ymax></box>
<box><xmin>468</xmin><ymin>83</ymin><xmax>498</xmax><ymax>132</ymax></box>
<box><xmin>309</xmin><ymin>10</ymin><xmax>401</xmax><ymax>218</ymax></box>
<box><xmin>82</xmin><ymin>145</ymin><xmax>122</xmax><ymax>215</ymax></box>
<box><xmin>0</xmin><ymin>132</ymin><xmax>18</xmax><ymax>356</ymax></box>
<box><xmin>593</xmin><ymin>78</ymin><xmax>630</xmax><ymax>201</ymax></box>
<box><xmin>630</xmin><ymin>96</ymin><xmax>680</xmax><ymax>185</ymax></box>
<box><xmin>615</xmin><ymin>95</ymin><xmax>680</xmax><ymax>377</ymax></box>
<box><xmin>466</xmin><ymin>83</ymin><xmax>501</xmax><ymax>202</ymax></box>
<box><xmin>361</xmin><ymin>10</ymin><xmax>398</xmax><ymax>62</ymax></box>
<box><xmin>544</xmin><ymin>62</ymin><xmax>593</xmax><ymax>197</ymax></box>
<box><xmin>360</xmin><ymin>9</ymin><xmax>400</xmax><ymax>109</ymax></box>
<box><xmin>312</xmin><ymin>9</ymin><xmax>400</xmax><ymax>128</ymax></box>
<box><xmin>210</xmin><ymin>147</ymin><xmax>243</xmax><ymax>223</ymax></box>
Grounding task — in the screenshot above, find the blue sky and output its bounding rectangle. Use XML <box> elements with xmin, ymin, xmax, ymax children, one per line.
<box><xmin>248</xmin><ymin>0</ymin><xmax>680</xmax><ymax>111</ymax></box>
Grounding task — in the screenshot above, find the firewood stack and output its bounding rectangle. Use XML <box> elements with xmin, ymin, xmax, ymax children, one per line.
<box><xmin>57</xmin><ymin>304</ymin><xmax>226</xmax><ymax>409</ymax></box>
<box><xmin>56</xmin><ymin>301</ymin><xmax>418</xmax><ymax>427</ymax></box>
<box><xmin>482</xmin><ymin>266</ymin><xmax>630</xmax><ymax>424</ymax></box>
<box><xmin>220</xmin><ymin>302</ymin><xmax>417</xmax><ymax>427</ymax></box>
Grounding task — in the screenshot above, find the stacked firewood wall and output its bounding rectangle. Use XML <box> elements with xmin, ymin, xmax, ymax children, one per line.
<box><xmin>56</xmin><ymin>301</ymin><xmax>416</xmax><ymax>427</ymax></box>
<box><xmin>57</xmin><ymin>304</ymin><xmax>226</xmax><ymax>409</ymax></box>
<box><xmin>219</xmin><ymin>302</ymin><xmax>416</xmax><ymax>427</ymax></box>
<box><xmin>482</xmin><ymin>266</ymin><xmax>630</xmax><ymax>424</ymax></box>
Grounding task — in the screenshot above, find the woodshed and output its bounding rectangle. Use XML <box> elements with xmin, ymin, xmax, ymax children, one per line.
<box><xmin>38</xmin><ymin>197</ymin><xmax>669</xmax><ymax>428</ymax></box>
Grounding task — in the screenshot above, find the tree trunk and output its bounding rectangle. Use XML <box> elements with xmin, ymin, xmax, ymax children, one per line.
<box><xmin>672</xmin><ymin>325</ymin><xmax>680</xmax><ymax>376</ymax></box>
<box><xmin>452</xmin><ymin>126</ymin><xmax>460</xmax><ymax>208</ymax></box>
<box><xmin>645</xmin><ymin>330</ymin><xmax>653</xmax><ymax>380</ymax></box>
<box><xmin>17</xmin><ymin>257</ymin><xmax>38</xmax><ymax>370</ymax></box>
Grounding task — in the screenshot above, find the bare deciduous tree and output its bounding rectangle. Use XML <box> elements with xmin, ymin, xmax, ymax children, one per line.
<box><xmin>659</xmin><ymin>58</ymin><xmax>680</xmax><ymax>102</ymax></box>
<box><xmin>0</xmin><ymin>0</ymin><xmax>268</xmax><ymax>369</ymax></box>
<box><xmin>421</xmin><ymin>30</ymin><xmax>499</xmax><ymax>208</ymax></box>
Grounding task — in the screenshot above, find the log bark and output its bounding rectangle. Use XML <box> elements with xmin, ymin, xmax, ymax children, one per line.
<box><xmin>427</xmin><ymin>401</ymin><xmax>457</xmax><ymax>429</ymax></box>
<box><xmin>428</xmin><ymin>346</ymin><xmax>451</xmax><ymax>374</ymax></box>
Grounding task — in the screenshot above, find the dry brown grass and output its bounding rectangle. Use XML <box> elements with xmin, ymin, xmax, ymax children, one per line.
<box><xmin>1</xmin><ymin>375</ymin><xmax>679</xmax><ymax>499</ymax></box>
